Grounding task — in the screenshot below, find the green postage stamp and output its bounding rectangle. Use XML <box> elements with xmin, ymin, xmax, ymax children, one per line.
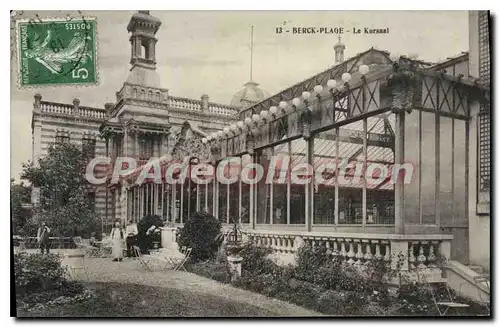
<box><xmin>17</xmin><ymin>17</ymin><xmax>97</xmax><ymax>87</ymax></box>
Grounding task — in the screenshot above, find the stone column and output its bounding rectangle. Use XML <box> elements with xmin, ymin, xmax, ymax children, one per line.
<box><xmin>394</xmin><ymin>112</ymin><xmax>405</xmax><ymax>234</ymax></box>
<box><xmin>32</xmin><ymin>120</ymin><xmax>42</xmax><ymax>167</ymax></box>
<box><xmin>306</xmin><ymin>136</ymin><xmax>314</xmax><ymax>232</ymax></box>
<box><xmin>123</xmin><ymin>129</ymin><xmax>129</xmax><ymax>157</ymax></box>
<box><xmin>161</xmin><ymin>133</ymin><xmax>169</xmax><ymax>157</ymax></box>
<box><xmin>160</xmin><ymin>227</ymin><xmax>179</xmax><ymax>250</ymax></box>
<box><xmin>148</xmin><ymin>39</ymin><xmax>156</xmax><ymax>62</ymax></box>
<box><xmin>135</xmin><ymin>36</ymin><xmax>142</xmax><ymax>58</ymax></box>
<box><xmin>227</xmin><ymin>255</ymin><xmax>243</xmax><ymax>282</ymax></box>
<box><xmin>121</xmin><ymin>184</ymin><xmax>128</xmax><ymax>223</ymax></box>
<box><xmin>130</xmin><ymin>38</ymin><xmax>135</xmax><ymax>61</ymax></box>
<box><xmin>109</xmin><ymin>134</ymin><xmax>115</xmax><ymax>161</ymax></box>
<box><xmin>134</xmin><ymin>132</ymin><xmax>140</xmax><ymax>159</ymax></box>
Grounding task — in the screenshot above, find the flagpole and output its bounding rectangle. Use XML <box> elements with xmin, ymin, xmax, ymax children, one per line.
<box><xmin>250</xmin><ymin>25</ymin><xmax>254</xmax><ymax>81</ymax></box>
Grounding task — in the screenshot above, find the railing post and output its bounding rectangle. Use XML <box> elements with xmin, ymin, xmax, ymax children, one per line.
<box><xmin>390</xmin><ymin>239</ymin><xmax>409</xmax><ymax>271</ymax></box>
<box><xmin>293</xmin><ymin>236</ymin><xmax>305</xmax><ymax>264</ymax></box>
<box><xmin>439</xmin><ymin>240</ymin><xmax>451</xmax><ymax>261</ymax></box>
<box><xmin>201</xmin><ymin>94</ymin><xmax>209</xmax><ymax>113</ymax></box>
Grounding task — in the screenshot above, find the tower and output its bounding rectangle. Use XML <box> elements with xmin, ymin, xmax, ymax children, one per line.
<box><xmin>127</xmin><ymin>10</ymin><xmax>161</xmax><ymax>70</ymax></box>
<box><xmin>334</xmin><ymin>36</ymin><xmax>345</xmax><ymax>64</ymax></box>
<box><xmin>124</xmin><ymin>10</ymin><xmax>163</xmax><ymax>88</ymax></box>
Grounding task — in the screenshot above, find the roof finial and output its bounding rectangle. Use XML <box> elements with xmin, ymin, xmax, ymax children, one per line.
<box><xmin>249</xmin><ymin>25</ymin><xmax>254</xmax><ymax>82</ymax></box>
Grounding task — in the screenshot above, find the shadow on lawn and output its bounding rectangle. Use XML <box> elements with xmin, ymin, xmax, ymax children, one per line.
<box><xmin>17</xmin><ymin>282</ymin><xmax>278</xmax><ymax>318</ymax></box>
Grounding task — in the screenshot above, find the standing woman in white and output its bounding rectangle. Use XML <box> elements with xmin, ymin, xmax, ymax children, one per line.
<box><xmin>110</xmin><ymin>221</ymin><xmax>124</xmax><ymax>262</ymax></box>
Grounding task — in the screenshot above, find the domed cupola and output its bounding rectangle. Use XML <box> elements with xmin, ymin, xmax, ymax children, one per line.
<box><xmin>230</xmin><ymin>80</ymin><xmax>270</xmax><ymax>109</ymax></box>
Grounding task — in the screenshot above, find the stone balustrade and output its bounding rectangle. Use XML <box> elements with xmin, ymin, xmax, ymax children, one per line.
<box><xmin>40</xmin><ymin>102</ymin><xmax>73</xmax><ymax>115</ymax></box>
<box><xmin>162</xmin><ymin>224</ymin><xmax>451</xmax><ymax>283</ymax></box>
<box><xmin>78</xmin><ymin>107</ymin><xmax>107</xmax><ymax>119</ymax></box>
<box><xmin>39</xmin><ymin>102</ymin><xmax>106</xmax><ymax>120</ymax></box>
<box><xmin>167</xmin><ymin>96</ymin><xmax>239</xmax><ymax>117</ymax></box>
<box><xmin>242</xmin><ymin>230</ymin><xmax>452</xmax><ymax>282</ymax></box>
<box><xmin>207</xmin><ymin>103</ymin><xmax>238</xmax><ymax>116</ymax></box>
<box><xmin>168</xmin><ymin>97</ymin><xmax>203</xmax><ymax>111</ymax></box>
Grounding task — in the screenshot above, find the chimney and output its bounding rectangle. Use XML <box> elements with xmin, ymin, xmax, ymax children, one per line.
<box><xmin>201</xmin><ymin>94</ymin><xmax>209</xmax><ymax>112</ymax></box>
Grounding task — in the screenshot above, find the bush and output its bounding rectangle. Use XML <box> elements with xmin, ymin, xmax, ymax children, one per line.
<box><xmin>295</xmin><ymin>244</ymin><xmax>331</xmax><ymax>283</ymax></box>
<box><xmin>177</xmin><ymin>211</ymin><xmax>222</xmax><ymax>262</ymax></box>
<box><xmin>396</xmin><ymin>281</ymin><xmax>437</xmax><ymax>315</ymax></box>
<box><xmin>239</xmin><ymin>242</ymin><xmax>279</xmax><ymax>276</ymax></box>
<box><xmin>137</xmin><ymin>215</ymin><xmax>164</xmax><ymax>253</ymax></box>
<box><xmin>186</xmin><ymin>261</ymin><xmax>231</xmax><ymax>283</ymax></box>
<box><xmin>14</xmin><ymin>252</ymin><xmax>87</xmax><ymax>308</ymax></box>
<box><xmin>316</xmin><ymin>289</ymin><xmax>372</xmax><ymax>316</ymax></box>
<box><xmin>14</xmin><ymin>252</ymin><xmax>66</xmax><ymax>299</ymax></box>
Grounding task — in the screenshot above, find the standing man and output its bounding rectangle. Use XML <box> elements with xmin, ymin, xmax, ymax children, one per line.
<box><xmin>125</xmin><ymin>220</ymin><xmax>138</xmax><ymax>257</ymax></box>
<box><xmin>37</xmin><ymin>221</ymin><xmax>51</xmax><ymax>254</ymax></box>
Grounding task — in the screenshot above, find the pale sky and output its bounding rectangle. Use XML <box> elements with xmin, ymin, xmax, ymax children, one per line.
<box><xmin>10</xmin><ymin>10</ymin><xmax>469</xmax><ymax>180</ymax></box>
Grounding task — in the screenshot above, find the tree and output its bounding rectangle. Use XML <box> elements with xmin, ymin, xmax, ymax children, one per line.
<box><xmin>10</xmin><ymin>179</ymin><xmax>32</xmax><ymax>235</ymax></box>
<box><xmin>21</xmin><ymin>142</ymin><xmax>100</xmax><ymax>237</ymax></box>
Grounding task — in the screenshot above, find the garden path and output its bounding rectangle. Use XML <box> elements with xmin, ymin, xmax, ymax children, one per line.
<box><xmin>57</xmin><ymin>250</ymin><xmax>321</xmax><ymax>317</ymax></box>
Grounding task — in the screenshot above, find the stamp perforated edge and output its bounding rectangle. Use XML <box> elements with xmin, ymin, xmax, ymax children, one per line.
<box><xmin>14</xmin><ymin>15</ymin><xmax>100</xmax><ymax>90</ymax></box>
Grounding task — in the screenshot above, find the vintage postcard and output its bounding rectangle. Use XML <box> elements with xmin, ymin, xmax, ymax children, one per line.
<box><xmin>11</xmin><ymin>10</ymin><xmax>491</xmax><ymax>318</ymax></box>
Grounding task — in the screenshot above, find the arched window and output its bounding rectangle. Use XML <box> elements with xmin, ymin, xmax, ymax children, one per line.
<box><xmin>140</xmin><ymin>89</ymin><xmax>145</xmax><ymax>99</ymax></box>
<box><xmin>148</xmin><ymin>90</ymin><xmax>153</xmax><ymax>101</ymax></box>
<box><xmin>156</xmin><ymin>92</ymin><xmax>161</xmax><ymax>102</ymax></box>
<box><xmin>132</xmin><ymin>88</ymin><xmax>137</xmax><ymax>98</ymax></box>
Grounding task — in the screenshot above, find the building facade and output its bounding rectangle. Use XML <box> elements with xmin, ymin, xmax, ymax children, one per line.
<box><xmin>467</xmin><ymin>10</ymin><xmax>491</xmax><ymax>271</ymax></box>
<box><xmin>31</xmin><ymin>95</ymin><xmax>108</xmax><ymax>218</ymax></box>
<box><xmin>31</xmin><ymin>11</ymin><xmax>490</xmax><ymax>291</ymax></box>
<box><xmin>31</xmin><ymin>11</ymin><xmax>269</xmax><ymax>231</ymax></box>
<box><xmin>119</xmin><ymin>13</ymin><xmax>490</xmax><ymax>294</ymax></box>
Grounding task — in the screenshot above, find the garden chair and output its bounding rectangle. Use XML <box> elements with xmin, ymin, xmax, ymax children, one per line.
<box><xmin>81</xmin><ymin>238</ymin><xmax>101</xmax><ymax>257</ymax></box>
<box><xmin>416</xmin><ymin>268</ymin><xmax>469</xmax><ymax>316</ymax></box>
<box><xmin>473</xmin><ymin>275</ymin><xmax>490</xmax><ymax>315</ymax></box>
<box><xmin>73</xmin><ymin>236</ymin><xmax>84</xmax><ymax>248</ymax></box>
<box><xmin>133</xmin><ymin>246</ymin><xmax>151</xmax><ymax>271</ymax></box>
<box><xmin>134</xmin><ymin>246</ymin><xmax>177</xmax><ymax>271</ymax></box>
<box><xmin>65</xmin><ymin>252</ymin><xmax>90</xmax><ymax>281</ymax></box>
<box><xmin>73</xmin><ymin>237</ymin><xmax>99</xmax><ymax>257</ymax></box>
<box><xmin>170</xmin><ymin>247</ymin><xmax>192</xmax><ymax>272</ymax></box>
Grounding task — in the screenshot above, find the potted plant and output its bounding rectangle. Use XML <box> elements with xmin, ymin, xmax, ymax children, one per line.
<box><xmin>146</xmin><ymin>225</ymin><xmax>162</xmax><ymax>250</ymax></box>
<box><xmin>224</xmin><ymin>217</ymin><xmax>246</xmax><ymax>281</ymax></box>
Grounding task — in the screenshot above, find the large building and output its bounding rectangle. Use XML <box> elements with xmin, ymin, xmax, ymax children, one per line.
<box><xmin>31</xmin><ymin>11</ymin><xmax>490</xmax><ymax>297</ymax></box>
<box><xmin>118</xmin><ymin>11</ymin><xmax>490</xmax><ymax>297</ymax></box>
<box><xmin>30</xmin><ymin>11</ymin><xmax>268</xmax><ymax>229</ymax></box>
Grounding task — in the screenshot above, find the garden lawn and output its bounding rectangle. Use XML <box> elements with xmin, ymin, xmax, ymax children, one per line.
<box><xmin>18</xmin><ymin>282</ymin><xmax>278</xmax><ymax>317</ymax></box>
